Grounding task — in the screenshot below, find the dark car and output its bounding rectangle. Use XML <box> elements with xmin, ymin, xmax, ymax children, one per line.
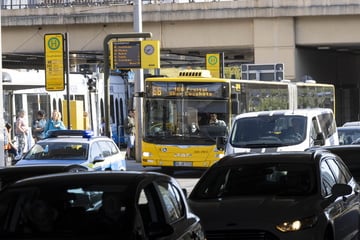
<box><xmin>0</xmin><ymin>164</ymin><xmax>89</xmax><ymax>191</ymax></box>
<box><xmin>188</xmin><ymin>150</ymin><xmax>360</xmax><ymax>240</ymax></box>
<box><xmin>307</xmin><ymin>145</ymin><xmax>360</xmax><ymax>183</ymax></box>
<box><xmin>0</xmin><ymin>171</ymin><xmax>205</xmax><ymax>240</ymax></box>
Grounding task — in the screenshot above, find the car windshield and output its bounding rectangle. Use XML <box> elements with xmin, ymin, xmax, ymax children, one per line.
<box><xmin>230</xmin><ymin>115</ymin><xmax>307</xmax><ymax>147</ymax></box>
<box><xmin>192</xmin><ymin>162</ymin><xmax>317</xmax><ymax>199</ymax></box>
<box><xmin>0</xmin><ymin>184</ymin><xmax>132</xmax><ymax>238</ymax></box>
<box><xmin>23</xmin><ymin>142</ymin><xmax>89</xmax><ymax>160</ymax></box>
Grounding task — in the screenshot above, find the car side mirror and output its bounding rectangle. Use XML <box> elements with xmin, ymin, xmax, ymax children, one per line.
<box><xmin>147</xmin><ymin>222</ymin><xmax>174</xmax><ymax>238</ymax></box>
<box><xmin>331</xmin><ymin>183</ymin><xmax>352</xmax><ymax>197</ymax></box>
<box><xmin>321</xmin><ymin>183</ymin><xmax>352</xmax><ymax>208</ymax></box>
<box><xmin>314</xmin><ymin>132</ymin><xmax>325</xmax><ymax>146</ymax></box>
<box><xmin>93</xmin><ymin>156</ymin><xmax>105</xmax><ymax>164</ymax></box>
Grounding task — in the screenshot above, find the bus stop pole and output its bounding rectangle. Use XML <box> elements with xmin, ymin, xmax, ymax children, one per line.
<box><xmin>133</xmin><ymin>0</ymin><xmax>143</xmax><ymax>162</ymax></box>
<box><xmin>103</xmin><ymin>32</ymin><xmax>152</xmax><ymax>139</ymax></box>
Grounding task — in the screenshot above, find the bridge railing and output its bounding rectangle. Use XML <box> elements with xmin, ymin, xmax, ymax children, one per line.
<box><xmin>1</xmin><ymin>0</ymin><xmax>223</xmax><ymax>9</ymax></box>
<box><xmin>2</xmin><ymin>0</ymin><xmax>137</xmax><ymax>9</ymax></box>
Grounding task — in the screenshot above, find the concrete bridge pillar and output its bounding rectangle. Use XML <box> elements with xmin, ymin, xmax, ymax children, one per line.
<box><xmin>253</xmin><ymin>17</ymin><xmax>296</xmax><ymax>80</ymax></box>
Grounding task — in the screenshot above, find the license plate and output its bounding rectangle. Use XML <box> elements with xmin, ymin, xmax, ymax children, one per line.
<box><xmin>174</xmin><ymin>161</ymin><xmax>193</xmax><ymax>167</ymax></box>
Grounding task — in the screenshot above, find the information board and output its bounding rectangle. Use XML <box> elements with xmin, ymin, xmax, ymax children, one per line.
<box><xmin>44</xmin><ymin>33</ymin><xmax>65</xmax><ymax>91</ymax></box>
<box><xmin>111</xmin><ymin>41</ymin><xmax>141</xmax><ymax>69</ymax></box>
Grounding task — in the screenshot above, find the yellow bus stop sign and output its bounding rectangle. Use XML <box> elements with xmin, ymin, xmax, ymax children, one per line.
<box><xmin>44</xmin><ymin>34</ymin><xmax>65</xmax><ymax>91</ymax></box>
<box><xmin>206</xmin><ymin>53</ymin><xmax>221</xmax><ymax>78</ymax></box>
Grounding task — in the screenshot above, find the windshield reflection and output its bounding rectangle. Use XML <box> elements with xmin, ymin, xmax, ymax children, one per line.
<box><xmin>230</xmin><ymin>115</ymin><xmax>307</xmax><ymax>148</ymax></box>
<box><xmin>144</xmin><ymin>99</ymin><xmax>229</xmax><ymax>144</ymax></box>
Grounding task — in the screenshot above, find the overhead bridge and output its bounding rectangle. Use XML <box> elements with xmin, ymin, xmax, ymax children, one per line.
<box><xmin>3</xmin><ymin>0</ymin><xmax>360</xmax><ymax>123</ymax></box>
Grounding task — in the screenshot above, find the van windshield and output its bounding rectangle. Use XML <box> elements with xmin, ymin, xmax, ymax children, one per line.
<box><xmin>229</xmin><ymin>115</ymin><xmax>307</xmax><ymax>148</ymax></box>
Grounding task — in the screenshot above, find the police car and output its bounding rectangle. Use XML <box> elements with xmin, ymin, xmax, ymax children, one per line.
<box><xmin>16</xmin><ymin>130</ymin><xmax>126</xmax><ymax>171</ymax></box>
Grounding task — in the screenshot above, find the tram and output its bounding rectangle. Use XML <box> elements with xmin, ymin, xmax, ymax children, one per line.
<box><xmin>2</xmin><ymin>68</ymin><xmax>131</xmax><ymax>147</ymax></box>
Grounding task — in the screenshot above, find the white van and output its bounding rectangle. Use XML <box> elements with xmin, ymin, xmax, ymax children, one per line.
<box><xmin>220</xmin><ymin>108</ymin><xmax>338</xmax><ymax>154</ymax></box>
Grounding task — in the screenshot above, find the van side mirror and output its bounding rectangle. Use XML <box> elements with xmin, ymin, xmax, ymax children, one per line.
<box><xmin>216</xmin><ymin>136</ymin><xmax>226</xmax><ymax>151</ymax></box>
<box><xmin>314</xmin><ymin>132</ymin><xmax>325</xmax><ymax>146</ymax></box>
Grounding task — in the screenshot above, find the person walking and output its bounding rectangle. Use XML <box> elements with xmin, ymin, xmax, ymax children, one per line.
<box><xmin>44</xmin><ymin>110</ymin><xmax>66</xmax><ymax>138</ymax></box>
<box><xmin>32</xmin><ymin>110</ymin><xmax>47</xmax><ymax>143</ymax></box>
<box><xmin>15</xmin><ymin>109</ymin><xmax>28</xmax><ymax>158</ymax></box>
<box><xmin>125</xmin><ymin>109</ymin><xmax>136</xmax><ymax>160</ymax></box>
<box><xmin>4</xmin><ymin>123</ymin><xmax>18</xmax><ymax>165</ymax></box>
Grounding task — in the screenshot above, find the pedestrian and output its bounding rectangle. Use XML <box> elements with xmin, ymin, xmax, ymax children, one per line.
<box><xmin>32</xmin><ymin>110</ymin><xmax>47</xmax><ymax>143</ymax></box>
<box><xmin>44</xmin><ymin>110</ymin><xmax>66</xmax><ymax>138</ymax></box>
<box><xmin>125</xmin><ymin>109</ymin><xmax>135</xmax><ymax>160</ymax></box>
<box><xmin>4</xmin><ymin>123</ymin><xmax>18</xmax><ymax>164</ymax></box>
<box><xmin>100</xmin><ymin>117</ymin><xmax>106</xmax><ymax>136</ymax></box>
<box><xmin>15</xmin><ymin>109</ymin><xmax>28</xmax><ymax>158</ymax></box>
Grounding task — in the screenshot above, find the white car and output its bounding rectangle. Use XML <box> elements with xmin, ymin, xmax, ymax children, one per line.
<box><xmin>16</xmin><ymin>130</ymin><xmax>126</xmax><ymax>171</ymax></box>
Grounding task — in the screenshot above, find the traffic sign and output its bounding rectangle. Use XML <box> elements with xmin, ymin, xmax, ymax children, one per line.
<box><xmin>44</xmin><ymin>33</ymin><xmax>65</xmax><ymax>91</ymax></box>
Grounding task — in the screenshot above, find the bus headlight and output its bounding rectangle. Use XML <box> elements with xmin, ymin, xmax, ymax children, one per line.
<box><xmin>276</xmin><ymin>216</ymin><xmax>317</xmax><ymax>232</ymax></box>
<box><xmin>143</xmin><ymin>152</ymin><xmax>152</xmax><ymax>157</ymax></box>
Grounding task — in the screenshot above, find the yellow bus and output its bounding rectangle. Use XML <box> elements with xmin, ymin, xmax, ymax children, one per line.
<box><xmin>141</xmin><ymin>70</ymin><xmax>335</xmax><ymax>171</ymax></box>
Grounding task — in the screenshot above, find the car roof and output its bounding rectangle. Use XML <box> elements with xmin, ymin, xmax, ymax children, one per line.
<box><xmin>309</xmin><ymin>145</ymin><xmax>360</xmax><ymax>157</ymax></box>
<box><xmin>215</xmin><ymin>151</ymin><xmax>322</xmax><ymax>167</ymax></box>
<box><xmin>343</xmin><ymin>121</ymin><xmax>360</xmax><ymax>127</ymax></box>
<box><xmin>6</xmin><ymin>171</ymin><xmax>175</xmax><ymax>189</ymax></box>
<box><xmin>39</xmin><ymin>130</ymin><xmax>114</xmax><ymax>143</ymax></box>
<box><xmin>337</xmin><ymin>126</ymin><xmax>360</xmax><ymax>130</ymax></box>
<box><xmin>311</xmin><ymin>144</ymin><xmax>360</xmax><ymax>151</ymax></box>
<box><xmin>38</xmin><ymin>135</ymin><xmax>113</xmax><ymax>144</ymax></box>
<box><xmin>233</xmin><ymin>108</ymin><xmax>333</xmax><ymax>120</ymax></box>
<box><xmin>0</xmin><ymin>164</ymin><xmax>89</xmax><ymax>190</ymax></box>
<box><xmin>307</xmin><ymin>145</ymin><xmax>360</xmax><ymax>176</ymax></box>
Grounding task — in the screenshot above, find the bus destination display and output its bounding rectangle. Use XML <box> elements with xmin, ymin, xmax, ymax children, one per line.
<box><xmin>112</xmin><ymin>41</ymin><xmax>141</xmax><ymax>68</ymax></box>
<box><xmin>147</xmin><ymin>82</ymin><xmax>227</xmax><ymax>98</ymax></box>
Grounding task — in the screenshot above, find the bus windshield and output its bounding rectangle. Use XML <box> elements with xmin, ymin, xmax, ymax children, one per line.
<box><xmin>144</xmin><ymin>98</ymin><xmax>229</xmax><ymax>144</ymax></box>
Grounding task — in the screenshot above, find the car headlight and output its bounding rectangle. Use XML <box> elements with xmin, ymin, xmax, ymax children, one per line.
<box><xmin>276</xmin><ymin>216</ymin><xmax>318</xmax><ymax>232</ymax></box>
